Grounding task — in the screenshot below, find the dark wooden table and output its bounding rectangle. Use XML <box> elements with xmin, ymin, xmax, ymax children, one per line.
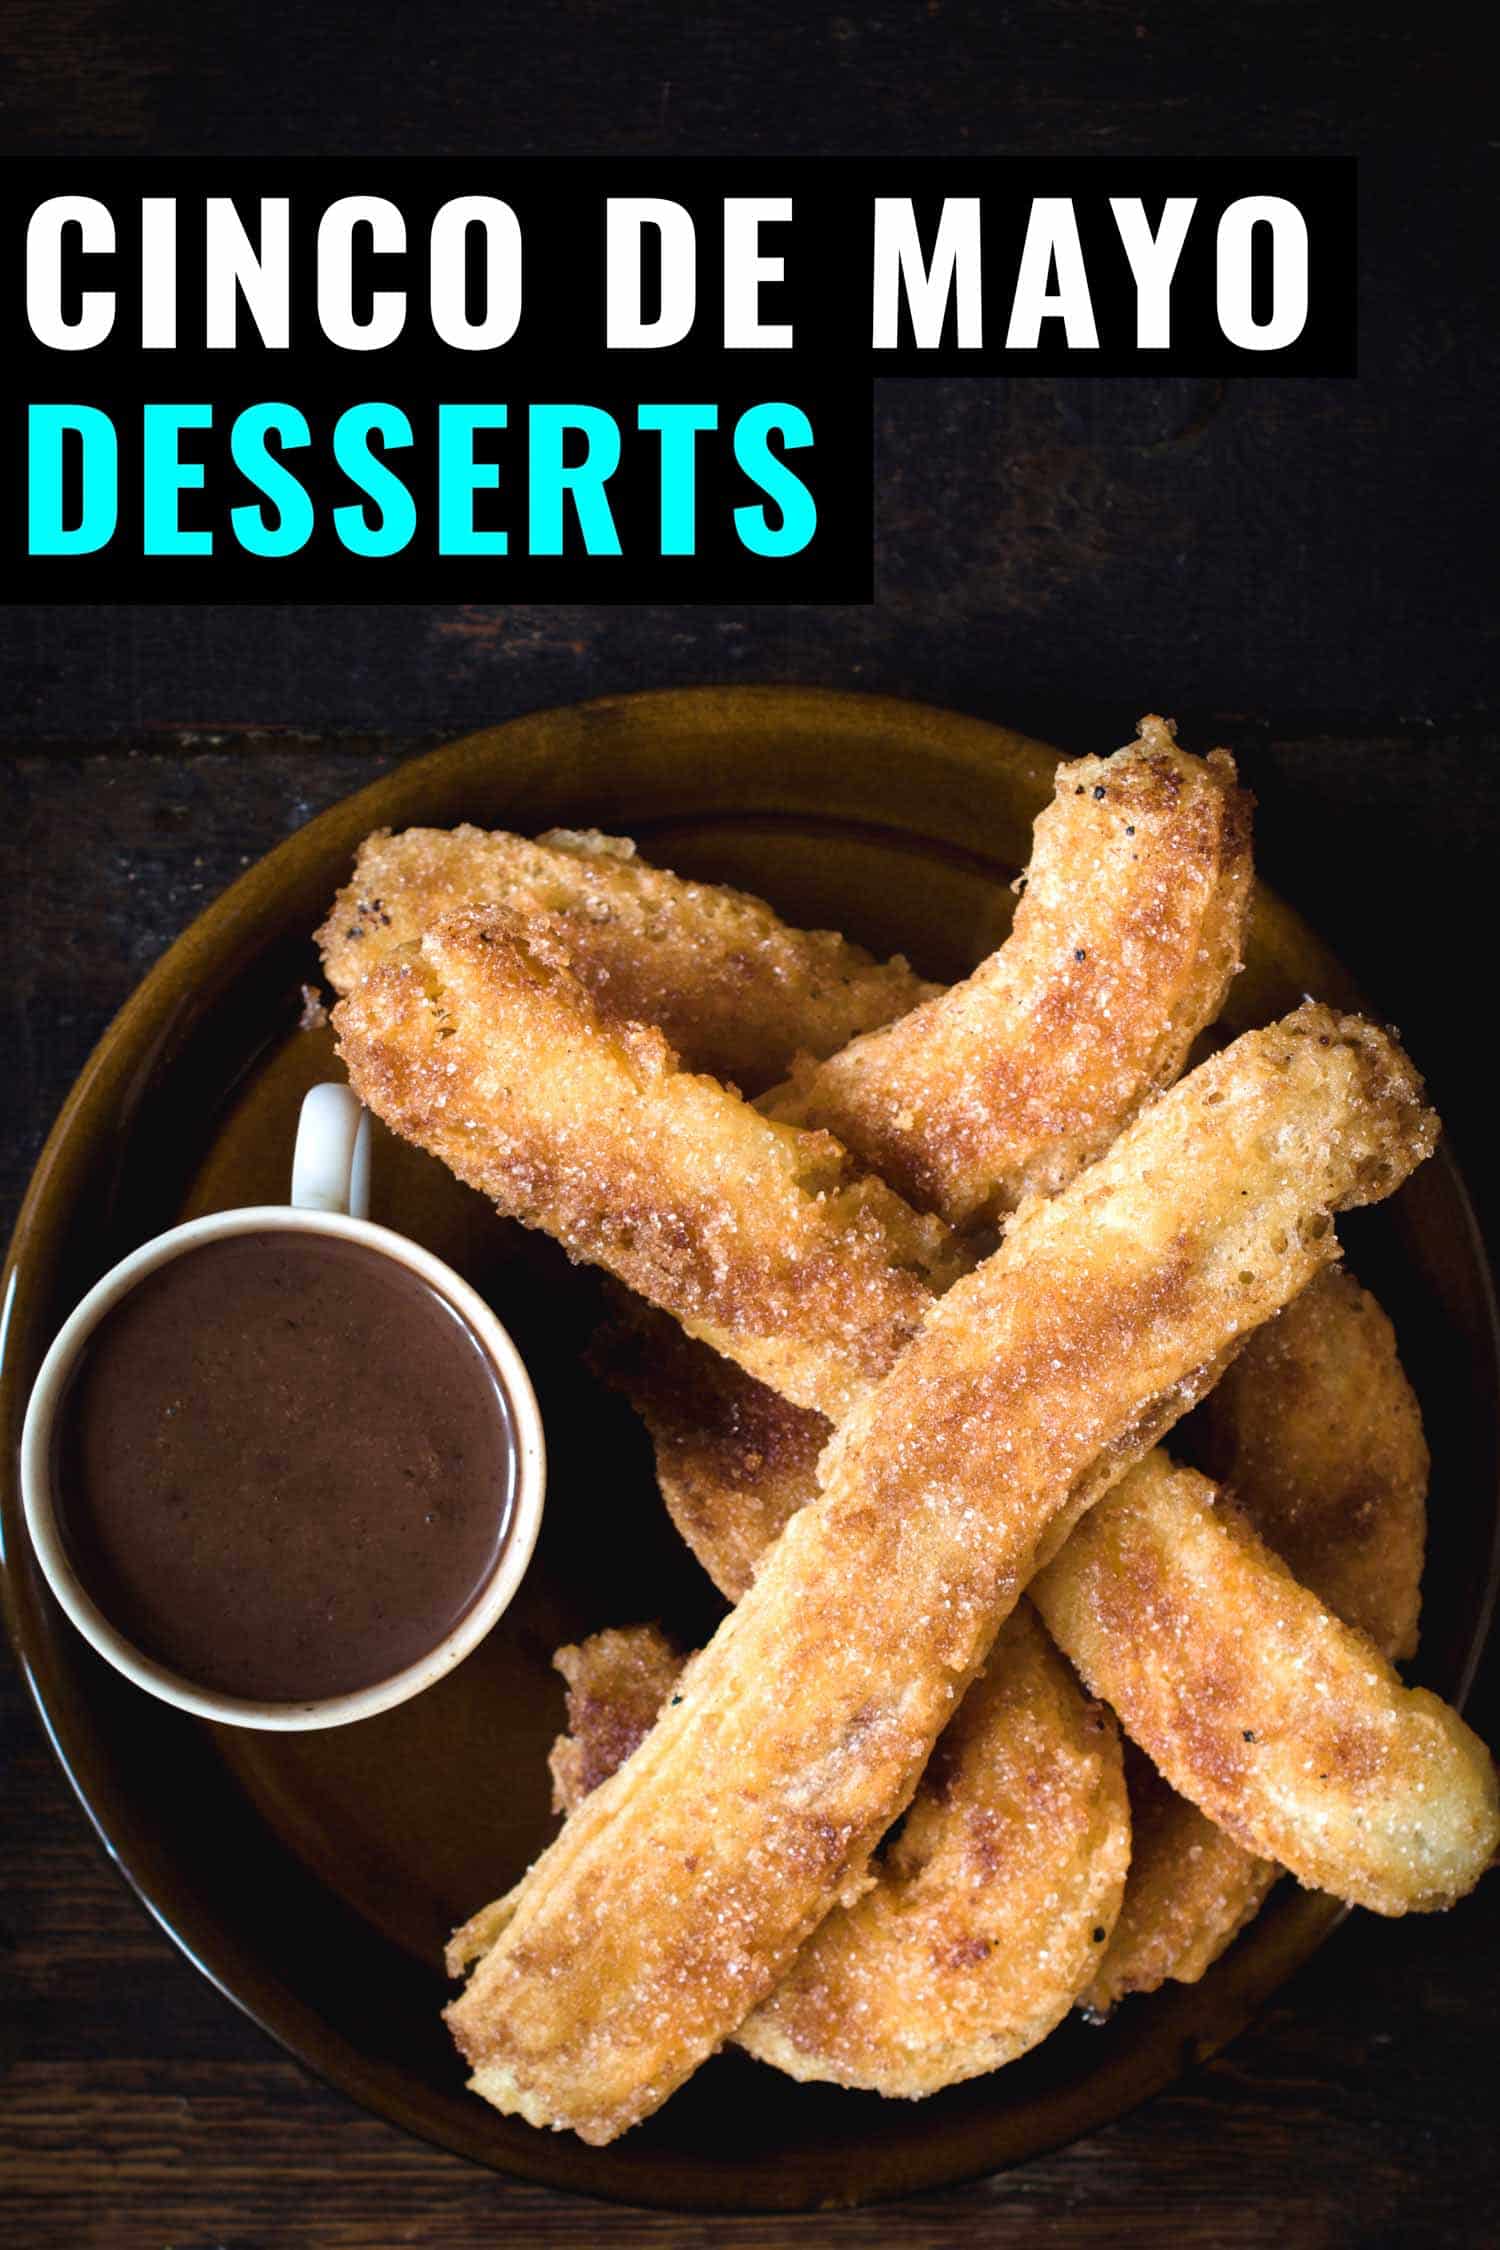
<box><xmin>4</xmin><ymin>12</ymin><xmax>1497</xmax><ymax>2244</ymax></box>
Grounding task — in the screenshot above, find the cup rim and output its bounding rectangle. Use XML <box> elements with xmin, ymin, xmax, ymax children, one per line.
<box><xmin>19</xmin><ymin>1204</ymin><xmax>547</xmax><ymax>1731</ymax></box>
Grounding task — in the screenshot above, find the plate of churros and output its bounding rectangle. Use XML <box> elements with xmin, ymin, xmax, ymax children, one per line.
<box><xmin>3</xmin><ymin>686</ymin><xmax>1497</xmax><ymax>2211</ymax></box>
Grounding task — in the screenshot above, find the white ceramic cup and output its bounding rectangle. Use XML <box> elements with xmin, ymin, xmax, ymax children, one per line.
<box><xmin>20</xmin><ymin>1083</ymin><xmax>546</xmax><ymax>1731</ymax></box>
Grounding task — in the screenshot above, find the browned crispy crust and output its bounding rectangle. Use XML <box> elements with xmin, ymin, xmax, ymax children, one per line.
<box><xmin>617</xmin><ymin>1226</ymin><xmax>1436</xmax><ymax>2018</ymax></box>
<box><xmin>1205</xmin><ymin>1267</ymin><xmax>1429</xmax><ymax>1663</ymax></box>
<box><xmin>332</xmin><ymin>910</ymin><xmax>966</xmax><ymax>1422</ymax></box>
<box><xmin>547</xmin><ymin>1625</ymin><xmax>685</xmax><ymax>1816</ymax></box>
<box><xmin>621</xmin><ymin>1274</ymin><xmax>1428</xmax><ymax>2011</ymax></box>
<box><xmin>318</xmin><ymin>823</ymin><xmax>935</xmax><ymax>1095</ymax></box>
<box><xmin>769</xmin><ymin>718</ymin><xmax>1253</xmax><ymax>1227</ymax></box>
<box><xmin>444</xmin><ymin>1009</ymin><xmax>1436</xmax><ymax>2142</ymax></box>
<box><xmin>569</xmin><ymin>906</ymin><xmax>1437</xmax><ymax>1988</ymax></box>
<box><xmin>1032</xmin><ymin>1451</ymin><xmax>1494</xmax><ymax>1917</ymax></box>
<box><xmin>547</xmin><ymin>1612</ymin><xmax>1130</xmax><ymax>2096</ymax></box>
<box><xmin>1081</xmin><ymin>1749</ymin><xmax>1279</xmax><ymax>2016</ymax></box>
<box><xmin>591</xmin><ymin>1309</ymin><xmax>824</xmax><ymax>1600</ymax></box>
<box><xmin>733</xmin><ymin>1606</ymin><xmax>1129</xmax><ymax>2095</ymax></box>
<box><xmin>606</xmin><ymin>725</ymin><xmax>1252</xmax><ymax>1595</ymax></box>
<box><xmin>1084</xmin><ymin>1268</ymin><xmax>1432</xmax><ymax>2011</ymax></box>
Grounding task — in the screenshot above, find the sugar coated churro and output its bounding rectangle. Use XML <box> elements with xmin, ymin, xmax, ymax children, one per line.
<box><xmin>443</xmin><ymin>1008</ymin><xmax>1434</xmax><ymax>2141</ymax></box>
<box><xmin>1032</xmin><ymin>1450</ymin><xmax>1494</xmax><ymax>1917</ymax></box>
<box><xmin>545</xmin><ymin>1609</ymin><xmax>1130</xmax><ymax>2097</ymax></box>
<box><xmin>1205</xmin><ymin>1267</ymin><xmax>1429</xmax><ymax>1663</ymax></box>
<box><xmin>768</xmin><ymin>717</ymin><xmax>1252</xmax><ymax>1228</ymax></box>
<box><xmin>592</xmin><ymin>1305</ymin><xmax>824</xmax><ymax>1601</ymax></box>
<box><xmin>732</xmin><ymin>1607</ymin><xmax>1130</xmax><ymax>2095</ymax></box>
<box><xmin>1084</xmin><ymin>1268</ymin><xmax>1431</xmax><ymax>2010</ymax></box>
<box><xmin>333</xmin><ymin>910</ymin><xmax>964</xmax><ymax>1421</ymax></box>
<box><xmin>319</xmin><ymin>823</ymin><xmax>934</xmax><ymax>1094</ymax></box>
<box><xmin>546</xmin><ymin>1624</ymin><xmax>686</xmax><ymax>1817</ymax></box>
<box><xmin>317</xmin><ymin>740</ymin><xmax>1482</xmax><ymax>2140</ymax></box>
<box><xmin>606</xmin><ymin>723</ymin><xmax>1254</xmax><ymax>1594</ymax></box>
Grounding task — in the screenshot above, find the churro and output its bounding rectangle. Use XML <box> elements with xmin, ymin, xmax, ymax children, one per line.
<box><xmin>1084</xmin><ymin>1269</ymin><xmax>1430</xmax><ymax>2009</ymax></box>
<box><xmin>319</xmin><ymin>823</ymin><xmax>934</xmax><ymax>1095</ymax></box>
<box><xmin>1206</xmin><ymin>1267</ymin><xmax>1428</xmax><ymax>1663</ymax></box>
<box><xmin>604</xmin><ymin>723</ymin><xmax>1254</xmax><ymax>1593</ymax></box>
<box><xmin>545</xmin><ymin>1610</ymin><xmax>1130</xmax><ymax>2098</ymax></box>
<box><xmin>333</xmin><ymin>910</ymin><xmax>964</xmax><ymax>1421</ymax></box>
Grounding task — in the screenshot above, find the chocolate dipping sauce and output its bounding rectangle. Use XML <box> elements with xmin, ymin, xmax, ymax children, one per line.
<box><xmin>52</xmin><ymin>1231</ymin><xmax>518</xmax><ymax>1702</ymax></box>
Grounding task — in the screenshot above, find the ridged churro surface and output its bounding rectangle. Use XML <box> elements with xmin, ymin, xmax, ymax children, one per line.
<box><xmin>319</xmin><ymin>823</ymin><xmax>934</xmax><ymax>1094</ymax></box>
<box><xmin>444</xmin><ymin>1008</ymin><xmax>1435</xmax><ymax>2141</ymax></box>
<box><xmin>1084</xmin><ymin>1268</ymin><xmax>1431</xmax><ymax>2009</ymax></box>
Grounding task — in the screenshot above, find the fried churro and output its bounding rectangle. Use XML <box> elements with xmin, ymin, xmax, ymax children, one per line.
<box><xmin>547</xmin><ymin>1624</ymin><xmax>685</xmax><ymax>1816</ymax></box>
<box><xmin>586</xmin><ymin>1310</ymin><xmax>1132</xmax><ymax>2090</ymax></box>
<box><xmin>592</xmin><ymin>1305</ymin><xmax>820</xmax><ymax>1601</ymax></box>
<box><xmin>1084</xmin><ymin>1268</ymin><xmax>1430</xmax><ymax>2010</ymax></box>
<box><xmin>769</xmin><ymin>717</ymin><xmax>1252</xmax><ymax>1228</ymax></box>
<box><xmin>1081</xmin><ymin>1745</ymin><xmax>1278</xmax><ymax>2013</ymax></box>
<box><xmin>326</xmin><ymin>805</ymin><xmax>1169</xmax><ymax>2088</ymax></box>
<box><xmin>443</xmin><ymin>1008</ymin><xmax>1435</xmax><ymax>2141</ymax></box>
<box><xmin>1206</xmin><ymin>1267</ymin><xmax>1429</xmax><ymax>1662</ymax></box>
<box><xmin>735</xmin><ymin>1609</ymin><xmax>1128</xmax><ymax>2095</ymax></box>
<box><xmin>545</xmin><ymin>1610</ymin><xmax>1130</xmax><ymax>2098</ymax></box>
<box><xmin>333</xmin><ymin>910</ymin><xmax>964</xmax><ymax>1421</ymax></box>
<box><xmin>319</xmin><ymin>823</ymin><xmax>935</xmax><ymax>1095</ymax></box>
<box><xmin>606</xmin><ymin>724</ymin><xmax>1254</xmax><ymax>1594</ymax></box>
<box><xmin>1031</xmin><ymin>1450</ymin><xmax>1493</xmax><ymax>1917</ymax></box>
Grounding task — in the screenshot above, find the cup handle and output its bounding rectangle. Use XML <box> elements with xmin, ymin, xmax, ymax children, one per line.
<box><xmin>291</xmin><ymin>1084</ymin><xmax>372</xmax><ymax>1218</ymax></box>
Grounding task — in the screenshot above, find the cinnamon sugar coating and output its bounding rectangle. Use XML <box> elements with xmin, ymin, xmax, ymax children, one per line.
<box><xmin>769</xmin><ymin>717</ymin><xmax>1252</xmax><ymax>1227</ymax></box>
<box><xmin>547</xmin><ymin>1624</ymin><xmax>686</xmax><ymax>1816</ymax></box>
<box><xmin>1207</xmin><ymin>1267</ymin><xmax>1429</xmax><ymax>1664</ymax></box>
<box><xmin>443</xmin><ymin>1008</ymin><xmax>1435</xmax><ymax>2141</ymax></box>
<box><xmin>546</xmin><ymin>1611</ymin><xmax>1129</xmax><ymax>2098</ymax></box>
<box><xmin>332</xmin><ymin>910</ymin><xmax>965</xmax><ymax>1422</ymax></box>
<box><xmin>593</xmin><ymin>1308</ymin><xmax>824</xmax><ymax>1600</ymax></box>
<box><xmin>1033</xmin><ymin>1450</ymin><xmax>1493</xmax><ymax>1917</ymax></box>
<box><xmin>1081</xmin><ymin>1746</ymin><xmax>1280</xmax><ymax>2014</ymax></box>
<box><xmin>609</xmin><ymin>722</ymin><xmax>1252</xmax><ymax>1594</ymax></box>
<box><xmin>1084</xmin><ymin>1268</ymin><xmax>1432</xmax><ymax>2010</ymax></box>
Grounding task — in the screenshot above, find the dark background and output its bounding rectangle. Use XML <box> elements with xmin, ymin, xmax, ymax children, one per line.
<box><xmin>2</xmin><ymin>10</ymin><xmax>1496</xmax><ymax>2246</ymax></box>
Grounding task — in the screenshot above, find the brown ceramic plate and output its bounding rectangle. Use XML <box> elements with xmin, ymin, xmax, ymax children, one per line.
<box><xmin>2</xmin><ymin>688</ymin><xmax>1496</xmax><ymax>2212</ymax></box>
